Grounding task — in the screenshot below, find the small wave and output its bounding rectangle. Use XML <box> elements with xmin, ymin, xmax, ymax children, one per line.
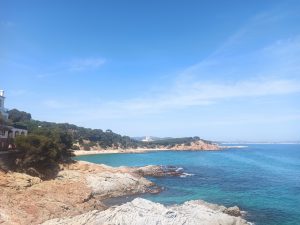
<box><xmin>175</xmin><ymin>167</ymin><xmax>183</xmax><ymax>172</ymax></box>
<box><xmin>180</xmin><ymin>172</ymin><xmax>195</xmax><ymax>178</ymax></box>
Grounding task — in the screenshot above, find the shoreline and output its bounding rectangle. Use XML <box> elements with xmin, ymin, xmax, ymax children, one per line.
<box><xmin>74</xmin><ymin>145</ymin><xmax>248</xmax><ymax>156</ymax></box>
<box><xmin>73</xmin><ymin>148</ymin><xmax>164</xmax><ymax>156</ymax></box>
<box><xmin>0</xmin><ymin>160</ymin><xmax>251</xmax><ymax>225</ymax></box>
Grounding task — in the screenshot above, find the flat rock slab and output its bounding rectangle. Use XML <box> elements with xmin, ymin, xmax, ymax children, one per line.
<box><xmin>42</xmin><ymin>198</ymin><xmax>251</xmax><ymax>225</ymax></box>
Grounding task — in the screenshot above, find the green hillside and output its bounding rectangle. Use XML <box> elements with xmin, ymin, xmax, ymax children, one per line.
<box><xmin>8</xmin><ymin>109</ymin><xmax>211</xmax><ymax>150</ymax></box>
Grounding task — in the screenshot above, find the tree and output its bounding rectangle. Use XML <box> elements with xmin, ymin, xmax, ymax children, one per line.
<box><xmin>8</xmin><ymin>109</ymin><xmax>31</xmax><ymax>123</ymax></box>
<box><xmin>14</xmin><ymin>132</ymin><xmax>74</xmax><ymax>179</ymax></box>
<box><xmin>55</xmin><ymin>132</ymin><xmax>74</xmax><ymax>160</ymax></box>
<box><xmin>15</xmin><ymin>135</ymin><xmax>61</xmax><ymax>179</ymax></box>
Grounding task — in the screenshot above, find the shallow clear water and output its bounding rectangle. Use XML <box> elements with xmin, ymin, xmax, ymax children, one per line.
<box><xmin>76</xmin><ymin>144</ymin><xmax>300</xmax><ymax>225</ymax></box>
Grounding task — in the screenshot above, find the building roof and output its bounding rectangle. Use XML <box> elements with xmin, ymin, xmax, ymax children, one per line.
<box><xmin>0</xmin><ymin>125</ymin><xmax>12</xmax><ymax>131</ymax></box>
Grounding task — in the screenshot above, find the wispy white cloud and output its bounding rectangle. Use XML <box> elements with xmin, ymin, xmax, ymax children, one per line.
<box><xmin>68</xmin><ymin>57</ymin><xmax>106</xmax><ymax>71</ymax></box>
<box><xmin>91</xmin><ymin>78</ymin><xmax>300</xmax><ymax>118</ymax></box>
<box><xmin>42</xmin><ymin>100</ymin><xmax>81</xmax><ymax>109</ymax></box>
<box><xmin>209</xmin><ymin>114</ymin><xmax>300</xmax><ymax>126</ymax></box>
<box><xmin>35</xmin><ymin>57</ymin><xmax>107</xmax><ymax>78</ymax></box>
<box><xmin>55</xmin><ymin>76</ymin><xmax>299</xmax><ymax>122</ymax></box>
<box><xmin>0</xmin><ymin>21</ymin><xmax>15</xmax><ymax>28</ymax></box>
<box><xmin>45</xmin><ymin>33</ymin><xmax>300</xmax><ymax>120</ymax></box>
<box><xmin>87</xmin><ymin>29</ymin><xmax>300</xmax><ymax>118</ymax></box>
<box><xmin>42</xmin><ymin>9</ymin><xmax>300</xmax><ymax>122</ymax></box>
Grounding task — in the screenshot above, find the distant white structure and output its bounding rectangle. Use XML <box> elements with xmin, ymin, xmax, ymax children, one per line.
<box><xmin>0</xmin><ymin>90</ymin><xmax>28</xmax><ymax>151</ymax></box>
<box><xmin>0</xmin><ymin>90</ymin><xmax>9</xmax><ymax>120</ymax></box>
<box><xmin>142</xmin><ymin>136</ymin><xmax>153</xmax><ymax>142</ymax></box>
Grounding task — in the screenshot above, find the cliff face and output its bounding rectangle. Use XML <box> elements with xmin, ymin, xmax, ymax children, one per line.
<box><xmin>0</xmin><ymin>169</ymin><xmax>99</xmax><ymax>225</ymax></box>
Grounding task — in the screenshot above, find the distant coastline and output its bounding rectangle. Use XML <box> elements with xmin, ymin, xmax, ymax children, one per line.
<box><xmin>221</xmin><ymin>142</ymin><xmax>300</xmax><ymax>145</ymax></box>
<box><xmin>73</xmin><ymin>145</ymin><xmax>248</xmax><ymax>156</ymax></box>
<box><xmin>74</xmin><ymin>148</ymin><xmax>163</xmax><ymax>156</ymax></box>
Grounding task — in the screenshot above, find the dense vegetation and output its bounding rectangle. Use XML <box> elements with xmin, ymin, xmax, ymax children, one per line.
<box><xmin>9</xmin><ymin>109</ymin><xmax>211</xmax><ymax>151</ymax></box>
<box><xmin>3</xmin><ymin>109</ymin><xmax>213</xmax><ymax>178</ymax></box>
<box><xmin>146</xmin><ymin>137</ymin><xmax>212</xmax><ymax>148</ymax></box>
<box><xmin>5</xmin><ymin>109</ymin><xmax>74</xmax><ymax>179</ymax></box>
<box><xmin>15</xmin><ymin>133</ymin><xmax>73</xmax><ymax>179</ymax></box>
<box><xmin>8</xmin><ymin>109</ymin><xmax>31</xmax><ymax>123</ymax></box>
<box><xmin>24</xmin><ymin>120</ymin><xmax>140</xmax><ymax>150</ymax></box>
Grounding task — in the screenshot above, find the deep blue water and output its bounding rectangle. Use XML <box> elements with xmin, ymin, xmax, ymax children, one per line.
<box><xmin>76</xmin><ymin>144</ymin><xmax>300</xmax><ymax>225</ymax></box>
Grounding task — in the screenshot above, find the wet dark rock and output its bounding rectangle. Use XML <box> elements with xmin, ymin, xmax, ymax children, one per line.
<box><xmin>224</xmin><ymin>206</ymin><xmax>242</xmax><ymax>217</ymax></box>
<box><xmin>146</xmin><ymin>185</ymin><xmax>164</xmax><ymax>194</ymax></box>
<box><xmin>132</xmin><ymin>165</ymin><xmax>185</xmax><ymax>177</ymax></box>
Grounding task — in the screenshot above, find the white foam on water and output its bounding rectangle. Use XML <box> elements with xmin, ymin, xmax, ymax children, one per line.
<box><xmin>176</xmin><ymin>167</ymin><xmax>183</xmax><ymax>172</ymax></box>
<box><xmin>180</xmin><ymin>172</ymin><xmax>195</xmax><ymax>178</ymax></box>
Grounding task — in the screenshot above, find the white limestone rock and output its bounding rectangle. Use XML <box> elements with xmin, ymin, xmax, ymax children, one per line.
<box><xmin>86</xmin><ymin>172</ymin><xmax>153</xmax><ymax>197</ymax></box>
<box><xmin>42</xmin><ymin>198</ymin><xmax>251</xmax><ymax>225</ymax></box>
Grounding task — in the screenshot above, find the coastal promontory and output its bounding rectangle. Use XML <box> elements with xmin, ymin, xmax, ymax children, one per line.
<box><xmin>0</xmin><ymin>161</ymin><xmax>250</xmax><ymax>225</ymax></box>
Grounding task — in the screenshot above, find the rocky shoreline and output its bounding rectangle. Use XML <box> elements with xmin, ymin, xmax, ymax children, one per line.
<box><xmin>0</xmin><ymin>161</ymin><xmax>251</xmax><ymax>225</ymax></box>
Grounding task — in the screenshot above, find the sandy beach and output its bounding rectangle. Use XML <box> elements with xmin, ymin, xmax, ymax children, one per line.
<box><xmin>74</xmin><ymin>148</ymin><xmax>171</xmax><ymax>156</ymax></box>
<box><xmin>73</xmin><ymin>145</ymin><xmax>248</xmax><ymax>156</ymax></box>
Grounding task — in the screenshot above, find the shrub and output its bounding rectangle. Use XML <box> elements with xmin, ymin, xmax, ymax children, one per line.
<box><xmin>71</xmin><ymin>145</ymin><xmax>80</xmax><ymax>150</ymax></box>
<box><xmin>15</xmin><ymin>133</ymin><xmax>74</xmax><ymax>179</ymax></box>
<box><xmin>15</xmin><ymin>135</ymin><xmax>60</xmax><ymax>179</ymax></box>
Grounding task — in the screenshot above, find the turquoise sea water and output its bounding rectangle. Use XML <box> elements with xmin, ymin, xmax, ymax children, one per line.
<box><xmin>76</xmin><ymin>144</ymin><xmax>300</xmax><ymax>225</ymax></box>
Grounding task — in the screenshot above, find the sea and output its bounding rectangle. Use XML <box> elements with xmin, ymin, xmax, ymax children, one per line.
<box><xmin>76</xmin><ymin>144</ymin><xmax>300</xmax><ymax>225</ymax></box>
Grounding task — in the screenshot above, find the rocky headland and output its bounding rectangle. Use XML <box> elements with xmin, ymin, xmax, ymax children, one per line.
<box><xmin>0</xmin><ymin>161</ymin><xmax>251</xmax><ymax>225</ymax></box>
<box><xmin>167</xmin><ymin>139</ymin><xmax>220</xmax><ymax>150</ymax></box>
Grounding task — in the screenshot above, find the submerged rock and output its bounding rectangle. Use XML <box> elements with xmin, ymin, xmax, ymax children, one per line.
<box><xmin>42</xmin><ymin>198</ymin><xmax>251</xmax><ymax>225</ymax></box>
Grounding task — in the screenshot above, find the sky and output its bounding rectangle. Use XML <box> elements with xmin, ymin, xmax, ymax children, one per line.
<box><xmin>1</xmin><ymin>0</ymin><xmax>300</xmax><ymax>142</ymax></box>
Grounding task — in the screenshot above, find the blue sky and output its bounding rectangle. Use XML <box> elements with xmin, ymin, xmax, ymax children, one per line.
<box><xmin>1</xmin><ymin>0</ymin><xmax>300</xmax><ymax>142</ymax></box>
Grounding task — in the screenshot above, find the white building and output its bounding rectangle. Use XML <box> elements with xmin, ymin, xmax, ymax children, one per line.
<box><xmin>142</xmin><ymin>136</ymin><xmax>153</xmax><ymax>142</ymax></box>
<box><xmin>0</xmin><ymin>90</ymin><xmax>28</xmax><ymax>151</ymax></box>
<box><xmin>0</xmin><ymin>90</ymin><xmax>9</xmax><ymax>120</ymax></box>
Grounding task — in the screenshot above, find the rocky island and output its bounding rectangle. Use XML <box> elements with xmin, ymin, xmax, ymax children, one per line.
<box><xmin>0</xmin><ymin>161</ymin><xmax>251</xmax><ymax>225</ymax></box>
